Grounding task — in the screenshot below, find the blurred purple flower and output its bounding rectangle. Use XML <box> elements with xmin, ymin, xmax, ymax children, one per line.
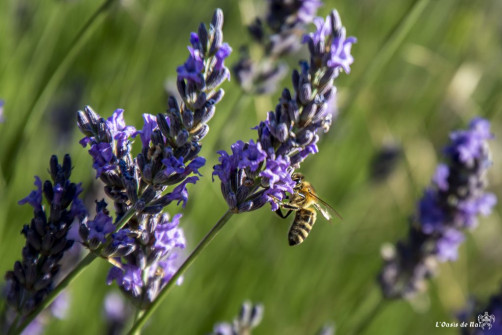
<box><xmin>0</xmin><ymin>99</ymin><xmax>4</xmax><ymax>122</ymax></box>
<box><xmin>210</xmin><ymin>301</ymin><xmax>264</xmax><ymax>335</ymax></box>
<box><xmin>379</xmin><ymin>117</ymin><xmax>497</xmax><ymax>299</ymax></box>
<box><xmin>234</xmin><ymin>0</ymin><xmax>323</xmax><ymax>94</ymax></box>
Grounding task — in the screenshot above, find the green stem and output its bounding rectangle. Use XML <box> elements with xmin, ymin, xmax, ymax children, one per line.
<box><xmin>6</xmin><ymin>314</ymin><xmax>20</xmax><ymax>335</ymax></box>
<box><xmin>344</xmin><ymin>0</ymin><xmax>431</xmax><ymax>112</ymax></box>
<box><xmin>132</xmin><ymin>310</ymin><xmax>144</xmax><ymax>335</ymax></box>
<box><xmin>349</xmin><ymin>297</ymin><xmax>388</xmax><ymax>335</ymax></box>
<box><xmin>127</xmin><ymin>210</ymin><xmax>234</xmax><ymax>334</ymax></box>
<box><xmin>13</xmin><ymin>206</ymin><xmax>136</xmax><ymax>335</ymax></box>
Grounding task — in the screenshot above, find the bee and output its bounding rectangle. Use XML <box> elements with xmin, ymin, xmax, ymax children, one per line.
<box><xmin>274</xmin><ymin>173</ymin><xmax>342</xmax><ymax>246</ymax></box>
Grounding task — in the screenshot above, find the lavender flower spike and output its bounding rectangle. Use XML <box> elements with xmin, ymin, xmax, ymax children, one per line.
<box><xmin>105</xmin><ymin>213</ymin><xmax>186</xmax><ymax>309</ymax></box>
<box><xmin>379</xmin><ymin>117</ymin><xmax>497</xmax><ymax>299</ymax></box>
<box><xmin>234</xmin><ymin>0</ymin><xmax>323</xmax><ymax>94</ymax></box>
<box><xmin>210</xmin><ymin>301</ymin><xmax>264</xmax><ymax>335</ymax></box>
<box><xmin>1</xmin><ymin>155</ymin><xmax>86</xmax><ymax>331</ymax></box>
<box><xmin>80</xmin><ymin>9</ymin><xmax>232</xmax><ymax>310</ymax></box>
<box><xmin>214</xmin><ymin>10</ymin><xmax>355</xmax><ymax>213</ymax></box>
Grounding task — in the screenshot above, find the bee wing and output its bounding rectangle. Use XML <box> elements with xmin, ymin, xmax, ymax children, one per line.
<box><xmin>308</xmin><ymin>191</ymin><xmax>343</xmax><ymax>220</ymax></box>
<box><xmin>313</xmin><ymin>203</ymin><xmax>332</xmax><ymax>222</ymax></box>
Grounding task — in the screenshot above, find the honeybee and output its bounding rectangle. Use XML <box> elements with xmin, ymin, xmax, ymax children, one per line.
<box><xmin>274</xmin><ymin>173</ymin><xmax>342</xmax><ymax>246</ymax></box>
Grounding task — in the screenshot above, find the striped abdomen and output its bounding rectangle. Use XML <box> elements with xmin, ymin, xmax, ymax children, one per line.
<box><xmin>288</xmin><ymin>208</ymin><xmax>317</xmax><ymax>246</ymax></box>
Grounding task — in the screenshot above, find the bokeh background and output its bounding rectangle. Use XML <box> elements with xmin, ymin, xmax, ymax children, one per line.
<box><xmin>1</xmin><ymin>0</ymin><xmax>501</xmax><ymax>334</ymax></box>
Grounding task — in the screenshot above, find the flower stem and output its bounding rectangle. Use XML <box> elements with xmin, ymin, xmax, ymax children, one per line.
<box><xmin>13</xmin><ymin>206</ymin><xmax>136</xmax><ymax>334</ymax></box>
<box><xmin>344</xmin><ymin>0</ymin><xmax>430</xmax><ymax>110</ymax></box>
<box><xmin>349</xmin><ymin>297</ymin><xmax>388</xmax><ymax>335</ymax></box>
<box><xmin>132</xmin><ymin>310</ymin><xmax>144</xmax><ymax>335</ymax></box>
<box><xmin>127</xmin><ymin>210</ymin><xmax>235</xmax><ymax>334</ymax></box>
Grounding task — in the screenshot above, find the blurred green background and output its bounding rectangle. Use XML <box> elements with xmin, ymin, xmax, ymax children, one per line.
<box><xmin>1</xmin><ymin>0</ymin><xmax>501</xmax><ymax>334</ymax></box>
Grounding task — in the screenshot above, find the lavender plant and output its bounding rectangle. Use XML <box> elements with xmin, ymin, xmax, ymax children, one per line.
<box><xmin>76</xmin><ymin>8</ymin><xmax>231</xmax><ymax>309</ymax></box>
<box><xmin>379</xmin><ymin>118</ymin><xmax>497</xmax><ymax>299</ymax></box>
<box><xmin>1</xmin><ymin>155</ymin><xmax>86</xmax><ymax>333</ymax></box>
<box><xmin>233</xmin><ymin>0</ymin><xmax>322</xmax><ymax>94</ymax></box>
<box><xmin>210</xmin><ymin>301</ymin><xmax>264</xmax><ymax>335</ymax></box>
<box><xmin>215</xmin><ymin>9</ymin><xmax>355</xmax><ymax>213</ymax></box>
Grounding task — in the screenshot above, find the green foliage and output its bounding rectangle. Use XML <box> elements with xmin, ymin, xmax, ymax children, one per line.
<box><xmin>1</xmin><ymin>0</ymin><xmax>501</xmax><ymax>334</ymax></box>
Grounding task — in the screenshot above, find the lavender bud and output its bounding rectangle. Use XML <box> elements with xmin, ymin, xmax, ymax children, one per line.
<box><xmin>156</xmin><ymin>113</ymin><xmax>171</xmax><ymax>139</ymax></box>
<box><xmin>175</xmin><ymin>129</ymin><xmax>189</xmax><ymax>147</ymax></box>
<box><xmin>210</xmin><ymin>29</ymin><xmax>223</xmax><ymax>55</ymax></box>
<box><xmin>211</xmin><ymin>8</ymin><xmax>224</xmax><ymax>30</ymax></box>
<box><xmin>182</xmin><ymin>109</ymin><xmax>194</xmax><ymax>129</ymax></box>
<box><xmin>198</xmin><ymin>23</ymin><xmax>209</xmax><ymax>54</ymax></box>
<box><xmin>206</xmin><ymin>68</ymin><xmax>230</xmax><ymax>91</ymax></box>
<box><xmin>210</xmin><ymin>301</ymin><xmax>264</xmax><ymax>335</ymax></box>
<box><xmin>200</xmin><ymin>104</ymin><xmax>216</xmax><ymax>125</ymax></box>
<box><xmin>208</xmin><ymin>89</ymin><xmax>224</xmax><ymax>104</ymax></box>
<box><xmin>77</xmin><ymin>111</ymin><xmax>94</xmax><ymax>136</ymax></box>
<box><xmin>300</xmin><ymin>102</ymin><xmax>317</xmax><ymax>126</ymax></box>
<box><xmin>193</xmin><ymin>91</ymin><xmax>207</xmax><ymax>110</ymax></box>
<box><xmin>13</xmin><ymin>261</ymin><xmax>25</xmax><ymax>284</ymax></box>
<box><xmin>192</xmin><ymin>124</ymin><xmax>210</xmax><ymax>142</ymax></box>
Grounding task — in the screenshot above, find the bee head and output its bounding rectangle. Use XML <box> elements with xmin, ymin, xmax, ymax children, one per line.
<box><xmin>291</xmin><ymin>173</ymin><xmax>304</xmax><ymax>183</ymax></box>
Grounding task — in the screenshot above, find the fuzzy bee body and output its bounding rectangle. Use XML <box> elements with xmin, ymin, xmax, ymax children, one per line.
<box><xmin>288</xmin><ymin>208</ymin><xmax>317</xmax><ymax>246</ymax></box>
<box><xmin>275</xmin><ymin>173</ymin><xmax>341</xmax><ymax>246</ymax></box>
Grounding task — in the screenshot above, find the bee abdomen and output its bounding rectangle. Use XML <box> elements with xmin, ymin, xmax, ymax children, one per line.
<box><xmin>288</xmin><ymin>209</ymin><xmax>316</xmax><ymax>246</ymax></box>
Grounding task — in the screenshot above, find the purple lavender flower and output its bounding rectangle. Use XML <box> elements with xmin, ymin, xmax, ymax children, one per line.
<box><xmin>379</xmin><ymin>118</ymin><xmax>497</xmax><ymax>299</ymax></box>
<box><xmin>105</xmin><ymin>213</ymin><xmax>186</xmax><ymax>309</ymax></box>
<box><xmin>77</xmin><ymin>8</ymin><xmax>230</xmax><ymax>246</ymax></box>
<box><xmin>79</xmin><ymin>108</ymin><xmax>136</xmax><ymax>178</ymax></box>
<box><xmin>267</xmin><ymin>0</ymin><xmax>322</xmax><ymax>30</ymax></box>
<box><xmin>215</xmin><ymin>10</ymin><xmax>355</xmax><ymax>213</ymax></box>
<box><xmin>76</xmin><ymin>7</ymin><xmax>231</xmax><ymax>312</ymax></box>
<box><xmin>102</xmin><ymin>292</ymin><xmax>133</xmax><ymax>335</ymax></box>
<box><xmin>303</xmin><ymin>10</ymin><xmax>356</xmax><ymax>75</ymax></box>
<box><xmin>237</xmin><ymin>140</ymin><xmax>267</xmax><ymax>172</ymax></box>
<box><xmin>2</xmin><ymin>155</ymin><xmax>86</xmax><ymax>331</ymax></box>
<box><xmin>234</xmin><ymin>0</ymin><xmax>323</xmax><ymax>94</ymax></box>
<box><xmin>0</xmin><ymin>99</ymin><xmax>4</xmax><ymax>122</ymax></box>
<box><xmin>79</xmin><ymin>200</ymin><xmax>115</xmax><ymax>250</ymax></box>
<box><xmin>210</xmin><ymin>301</ymin><xmax>264</xmax><ymax>335</ymax></box>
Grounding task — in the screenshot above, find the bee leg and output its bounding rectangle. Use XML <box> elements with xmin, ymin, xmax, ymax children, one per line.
<box><xmin>275</xmin><ymin>207</ymin><xmax>293</xmax><ymax>219</ymax></box>
<box><xmin>275</xmin><ymin>203</ymin><xmax>301</xmax><ymax>219</ymax></box>
<box><xmin>270</xmin><ymin>195</ymin><xmax>299</xmax><ymax>219</ymax></box>
<box><xmin>280</xmin><ymin>203</ymin><xmax>301</xmax><ymax>210</ymax></box>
